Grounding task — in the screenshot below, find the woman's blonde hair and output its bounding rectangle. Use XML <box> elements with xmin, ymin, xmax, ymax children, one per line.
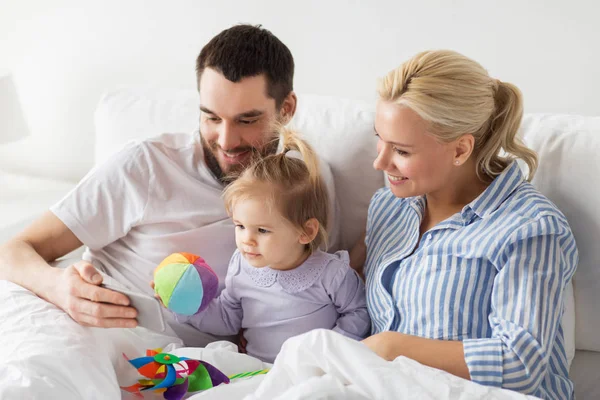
<box><xmin>378</xmin><ymin>50</ymin><xmax>538</xmax><ymax>181</ymax></box>
<box><xmin>222</xmin><ymin>126</ymin><xmax>329</xmax><ymax>254</ymax></box>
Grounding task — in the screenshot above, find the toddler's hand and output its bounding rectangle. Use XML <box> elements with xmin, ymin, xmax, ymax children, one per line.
<box><xmin>149</xmin><ymin>280</ymin><xmax>166</xmax><ymax>308</ymax></box>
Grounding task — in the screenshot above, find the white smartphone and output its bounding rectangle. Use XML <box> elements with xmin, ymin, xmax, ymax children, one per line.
<box><xmin>101</xmin><ymin>283</ymin><xmax>166</xmax><ymax>332</ymax></box>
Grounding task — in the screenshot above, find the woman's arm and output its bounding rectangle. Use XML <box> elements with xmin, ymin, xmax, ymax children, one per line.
<box><xmin>460</xmin><ymin>218</ymin><xmax>576</xmax><ymax>394</ymax></box>
<box><xmin>349</xmin><ymin>231</ymin><xmax>366</xmax><ymax>278</ymax></box>
<box><xmin>362</xmin><ymin>331</ymin><xmax>470</xmax><ymax>380</ymax></box>
<box><xmin>364</xmin><ymin>217</ymin><xmax>577</xmax><ymax>394</ymax></box>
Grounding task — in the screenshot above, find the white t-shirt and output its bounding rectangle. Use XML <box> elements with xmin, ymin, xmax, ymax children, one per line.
<box><xmin>50</xmin><ymin>132</ymin><xmax>340</xmax><ymax>346</ymax></box>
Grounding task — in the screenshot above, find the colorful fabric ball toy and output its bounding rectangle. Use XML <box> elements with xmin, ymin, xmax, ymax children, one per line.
<box><xmin>154</xmin><ymin>252</ymin><xmax>219</xmax><ymax>315</ymax></box>
<box><xmin>120</xmin><ymin>349</ymin><xmax>230</xmax><ymax>399</ymax></box>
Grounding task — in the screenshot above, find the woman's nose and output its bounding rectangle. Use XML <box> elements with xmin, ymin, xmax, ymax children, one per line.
<box><xmin>373</xmin><ymin>144</ymin><xmax>390</xmax><ymax>171</ymax></box>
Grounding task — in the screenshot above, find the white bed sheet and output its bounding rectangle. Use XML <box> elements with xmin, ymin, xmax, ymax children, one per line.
<box><xmin>2</xmin><ymin>278</ymin><xmax>543</xmax><ymax>400</ymax></box>
<box><xmin>190</xmin><ymin>330</ymin><xmax>540</xmax><ymax>400</ymax></box>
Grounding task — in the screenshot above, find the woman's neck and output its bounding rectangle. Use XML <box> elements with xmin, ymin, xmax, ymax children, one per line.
<box><xmin>423</xmin><ymin>165</ymin><xmax>490</xmax><ymax>230</ymax></box>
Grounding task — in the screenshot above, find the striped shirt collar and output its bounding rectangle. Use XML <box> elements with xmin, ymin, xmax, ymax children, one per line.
<box><xmin>464</xmin><ymin>161</ymin><xmax>524</xmax><ymax>219</ymax></box>
<box><xmin>407</xmin><ymin>161</ymin><xmax>525</xmax><ymax>225</ymax></box>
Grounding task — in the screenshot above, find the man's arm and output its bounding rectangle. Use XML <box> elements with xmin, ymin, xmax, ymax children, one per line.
<box><xmin>0</xmin><ymin>211</ymin><xmax>137</xmax><ymax>328</ymax></box>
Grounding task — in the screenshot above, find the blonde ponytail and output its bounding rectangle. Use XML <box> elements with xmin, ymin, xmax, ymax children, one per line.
<box><xmin>477</xmin><ymin>81</ymin><xmax>537</xmax><ymax>180</ymax></box>
<box><xmin>378</xmin><ymin>50</ymin><xmax>538</xmax><ymax>181</ymax></box>
<box><xmin>279</xmin><ymin>125</ymin><xmax>321</xmax><ymax>184</ymax></box>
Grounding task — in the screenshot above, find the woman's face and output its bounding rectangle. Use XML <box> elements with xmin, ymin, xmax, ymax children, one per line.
<box><xmin>373</xmin><ymin>100</ymin><xmax>457</xmax><ymax>199</ymax></box>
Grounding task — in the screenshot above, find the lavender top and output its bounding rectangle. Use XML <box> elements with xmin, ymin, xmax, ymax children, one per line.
<box><xmin>175</xmin><ymin>249</ymin><xmax>370</xmax><ymax>362</ymax></box>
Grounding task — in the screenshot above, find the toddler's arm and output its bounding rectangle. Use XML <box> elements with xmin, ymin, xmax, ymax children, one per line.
<box><xmin>325</xmin><ymin>252</ymin><xmax>371</xmax><ymax>340</ymax></box>
<box><xmin>173</xmin><ymin>252</ymin><xmax>244</xmax><ymax>336</ymax></box>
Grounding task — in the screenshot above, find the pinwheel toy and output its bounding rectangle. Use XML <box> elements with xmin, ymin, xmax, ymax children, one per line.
<box><xmin>120</xmin><ymin>349</ymin><xmax>230</xmax><ymax>399</ymax></box>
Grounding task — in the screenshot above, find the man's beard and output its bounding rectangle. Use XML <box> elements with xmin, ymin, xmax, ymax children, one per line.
<box><xmin>200</xmin><ymin>132</ymin><xmax>280</xmax><ymax>185</ymax></box>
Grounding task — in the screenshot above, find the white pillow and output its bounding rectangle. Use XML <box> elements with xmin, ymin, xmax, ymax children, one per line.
<box><xmin>95</xmin><ymin>89</ymin><xmax>587</xmax><ymax>361</ymax></box>
<box><xmin>520</xmin><ymin>113</ymin><xmax>600</xmax><ymax>355</ymax></box>
<box><xmin>289</xmin><ymin>94</ymin><xmax>384</xmax><ymax>249</ymax></box>
<box><xmin>94</xmin><ymin>89</ymin><xmax>385</xmax><ymax>250</ymax></box>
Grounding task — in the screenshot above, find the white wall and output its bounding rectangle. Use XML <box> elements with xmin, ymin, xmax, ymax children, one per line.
<box><xmin>0</xmin><ymin>0</ymin><xmax>598</xmax><ymax>182</ymax></box>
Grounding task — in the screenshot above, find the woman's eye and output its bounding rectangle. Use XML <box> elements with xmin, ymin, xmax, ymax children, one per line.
<box><xmin>258</xmin><ymin>228</ymin><xmax>270</xmax><ymax>234</ymax></box>
<box><xmin>394</xmin><ymin>148</ymin><xmax>409</xmax><ymax>156</ymax></box>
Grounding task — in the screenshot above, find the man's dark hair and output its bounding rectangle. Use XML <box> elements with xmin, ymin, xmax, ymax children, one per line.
<box><xmin>196</xmin><ymin>24</ymin><xmax>294</xmax><ymax>109</ymax></box>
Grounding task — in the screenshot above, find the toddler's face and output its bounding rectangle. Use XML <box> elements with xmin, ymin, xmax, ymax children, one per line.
<box><xmin>232</xmin><ymin>197</ymin><xmax>307</xmax><ymax>270</ymax></box>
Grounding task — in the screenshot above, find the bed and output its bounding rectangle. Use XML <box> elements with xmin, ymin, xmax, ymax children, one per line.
<box><xmin>1</xmin><ymin>88</ymin><xmax>599</xmax><ymax>398</ymax></box>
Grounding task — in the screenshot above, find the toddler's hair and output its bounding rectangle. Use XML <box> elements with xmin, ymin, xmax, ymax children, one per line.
<box><xmin>223</xmin><ymin>126</ymin><xmax>329</xmax><ymax>253</ymax></box>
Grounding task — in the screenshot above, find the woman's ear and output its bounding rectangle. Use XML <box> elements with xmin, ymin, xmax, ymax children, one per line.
<box><xmin>299</xmin><ymin>218</ymin><xmax>319</xmax><ymax>245</ymax></box>
<box><xmin>453</xmin><ymin>134</ymin><xmax>475</xmax><ymax>165</ymax></box>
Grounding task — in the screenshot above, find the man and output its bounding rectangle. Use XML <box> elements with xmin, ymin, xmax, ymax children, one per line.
<box><xmin>0</xmin><ymin>24</ymin><xmax>339</xmax><ymax>347</ymax></box>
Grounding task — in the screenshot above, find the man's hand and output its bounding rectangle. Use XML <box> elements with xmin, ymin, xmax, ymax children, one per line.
<box><xmin>49</xmin><ymin>261</ymin><xmax>138</xmax><ymax>328</ymax></box>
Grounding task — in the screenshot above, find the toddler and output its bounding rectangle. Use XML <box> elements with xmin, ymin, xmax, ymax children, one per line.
<box><xmin>171</xmin><ymin>128</ymin><xmax>370</xmax><ymax>363</ymax></box>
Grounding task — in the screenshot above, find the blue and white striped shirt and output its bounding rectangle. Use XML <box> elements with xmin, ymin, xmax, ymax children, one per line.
<box><xmin>365</xmin><ymin>162</ymin><xmax>578</xmax><ymax>400</ymax></box>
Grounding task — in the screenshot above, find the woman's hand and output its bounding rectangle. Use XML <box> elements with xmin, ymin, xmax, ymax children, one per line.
<box><xmin>363</xmin><ymin>331</ymin><xmax>472</xmax><ymax>380</ymax></box>
<box><xmin>362</xmin><ymin>331</ymin><xmax>405</xmax><ymax>361</ymax></box>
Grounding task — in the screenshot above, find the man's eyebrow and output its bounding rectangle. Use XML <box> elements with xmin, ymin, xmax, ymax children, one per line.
<box><xmin>199</xmin><ymin>106</ymin><xmax>265</xmax><ymax>119</ymax></box>
<box><xmin>236</xmin><ymin>109</ymin><xmax>264</xmax><ymax>119</ymax></box>
<box><xmin>200</xmin><ymin>106</ymin><xmax>216</xmax><ymax>115</ymax></box>
<box><xmin>373</xmin><ymin>126</ymin><xmax>414</xmax><ymax>148</ymax></box>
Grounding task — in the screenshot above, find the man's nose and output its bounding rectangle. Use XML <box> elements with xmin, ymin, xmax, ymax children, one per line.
<box><xmin>217</xmin><ymin>121</ymin><xmax>242</xmax><ymax>151</ymax></box>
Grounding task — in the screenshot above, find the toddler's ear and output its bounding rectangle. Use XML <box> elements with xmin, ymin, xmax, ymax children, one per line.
<box><xmin>299</xmin><ymin>218</ymin><xmax>320</xmax><ymax>244</ymax></box>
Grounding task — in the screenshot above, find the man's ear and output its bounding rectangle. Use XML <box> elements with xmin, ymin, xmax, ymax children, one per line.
<box><xmin>279</xmin><ymin>91</ymin><xmax>297</xmax><ymax>124</ymax></box>
<box><xmin>299</xmin><ymin>218</ymin><xmax>319</xmax><ymax>245</ymax></box>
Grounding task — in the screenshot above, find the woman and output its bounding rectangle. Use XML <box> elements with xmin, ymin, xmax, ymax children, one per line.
<box><xmin>353</xmin><ymin>50</ymin><xmax>577</xmax><ymax>400</ymax></box>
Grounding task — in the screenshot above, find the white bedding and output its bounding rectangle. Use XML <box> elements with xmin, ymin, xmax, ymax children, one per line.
<box><xmin>190</xmin><ymin>329</ymin><xmax>540</xmax><ymax>400</ymax></box>
<box><xmin>1</xmin><ymin>279</ymin><xmax>541</xmax><ymax>400</ymax></box>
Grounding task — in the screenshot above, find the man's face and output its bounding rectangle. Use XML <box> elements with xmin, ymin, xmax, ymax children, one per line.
<box><xmin>199</xmin><ymin>68</ymin><xmax>293</xmax><ymax>182</ymax></box>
